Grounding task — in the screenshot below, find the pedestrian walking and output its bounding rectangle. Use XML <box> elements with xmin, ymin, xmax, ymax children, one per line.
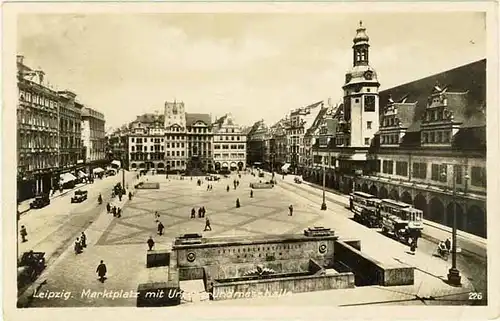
<box><xmin>236</xmin><ymin>198</ymin><xmax>240</xmax><ymax>208</ymax></box>
<box><xmin>20</xmin><ymin>225</ymin><xmax>28</xmax><ymax>243</ymax></box>
<box><xmin>147</xmin><ymin>236</ymin><xmax>155</xmax><ymax>251</ymax></box>
<box><xmin>74</xmin><ymin>238</ymin><xmax>83</xmax><ymax>254</ymax></box>
<box><xmin>204</xmin><ymin>217</ymin><xmax>212</xmax><ymax>231</ymax></box>
<box><xmin>96</xmin><ymin>260</ymin><xmax>107</xmax><ymax>283</ymax></box>
<box><xmin>117</xmin><ymin>207</ymin><xmax>122</xmax><ymax>218</ymax></box>
<box><xmin>112</xmin><ymin>206</ymin><xmax>117</xmax><ymax>216</ymax></box>
<box><xmin>129</xmin><ymin>191</ymin><xmax>132</xmax><ymax>201</ymax></box>
<box><xmin>226</xmin><ymin>185</ymin><xmax>230</xmax><ymax>192</ymax></box>
<box><xmin>198</xmin><ymin>207</ymin><xmax>203</xmax><ymax>218</ymax></box>
<box><xmin>191</xmin><ymin>208</ymin><xmax>196</xmax><ymax>219</ymax></box>
<box><xmin>250</xmin><ymin>190</ymin><xmax>253</xmax><ymax>198</ymax></box>
<box><xmin>106</xmin><ymin>203</ymin><xmax>111</xmax><ymax>213</ymax></box>
<box><xmin>207</xmin><ymin>185</ymin><xmax>210</xmax><ymax>191</ymax></box>
<box><xmin>202</xmin><ymin>206</ymin><xmax>206</xmax><ymax>218</ymax></box>
<box><xmin>289</xmin><ymin>204</ymin><xmax>293</xmax><ymax>216</ymax></box>
<box><xmin>80</xmin><ymin>232</ymin><xmax>87</xmax><ymax>248</ymax></box>
<box><xmin>157</xmin><ymin>221</ymin><xmax>165</xmax><ymax>236</ymax></box>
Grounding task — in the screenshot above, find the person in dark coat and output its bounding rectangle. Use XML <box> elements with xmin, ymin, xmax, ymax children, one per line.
<box><xmin>80</xmin><ymin>232</ymin><xmax>87</xmax><ymax>248</ymax></box>
<box><xmin>202</xmin><ymin>206</ymin><xmax>206</xmax><ymax>218</ymax></box>
<box><xmin>96</xmin><ymin>260</ymin><xmax>107</xmax><ymax>283</ymax></box>
<box><xmin>112</xmin><ymin>206</ymin><xmax>117</xmax><ymax>216</ymax></box>
<box><xmin>129</xmin><ymin>191</ymin><xmax>132</xmax><ymax>200</ymax></box>
<box><xmin>198</xmin><ymin>207</ymin><xmax>203</xmax><ymax>218</ymax></box>
<box><xmin>236</xmin><ymin>198</ymin><xmax>240</xmax><ymax>208</ymax></box>
<box><xmin>191</xmin><ymin>208</ymin><xmax>196</xmax><ymax>219</ymax></box>
<box><xmin>147</xmin><ymin>236</ymin><xmax>155</xmax><ymax>251</ymax></box>
<box><xmin>289</xmin><ymin>204</ymin><xmax>293</xmax><ymax>216</ymax></box>
<box><xmin>226</xmin><ymin>185</ymin><xmax>230</xmax><ymax>192</ymax></box>
<box><xmin>157</xmin><ymin>222</ymin><xmax>164</xmax><ymax>236</ymax></box>
<box><xmin>204</xmin><ymin>217</ymin><xmax>212</xmax><ymax>231</ymax></box>
<box><xmin>74</xmin><ymin>238</ymin><xmax>82</xmax><ymax>254</ymax></box>
<box><xmin>20</xmin><ymin>225</ymin><xmax>28</xmax><ymax>243</ymax></box>
<box><xmin>106</xmin><ymin>203</ymin><xmax>111</xmax><ymax>213</ymax></box>
<box><xmin>250</xmin><ymin>190</ymin><xmax>253</xmax><ymax>198</ymax></box>
<box><xmin>117</xmin><ymin>207</ymin><xmax>122</xmax><ymax>218</ymax></box>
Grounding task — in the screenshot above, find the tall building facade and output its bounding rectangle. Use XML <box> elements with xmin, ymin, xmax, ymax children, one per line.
<box><xmin>305</xmin><ymin>23</ymin><xmax>486</xmax><ymax>237</ymax></box>
<box><xmin>212</xmin><ymin>113</ymin><xmax>246</xmax><ymax>172</ymax></box>
<box><xmin>58</xmin><ymin>91</ymin><xmax>83</xmax><ymax>170</ymax></box>
<box><xmin>16</xmin><ymin>55</ymin><xmax>59</xmax><ymax>200</ymax></box>
<box><xmin>106</xmin><ymin>126</ymin><xmax>129</xmax><ymax>168</ymax></box>
<box><xmin>246</xmin><ymin>120</ymin><xmax>268</xmax><ymax>168</ymax></box>
<box><xmin>128</xmin><ymin>113</ymin><xmax>166</xmax><ymax>172</ymax></box>
<box><xmin>164</xmin><ymin>101</ymin><xmax>187</xmax><ymax>172</ymax></box>
<box><xmin>163</xmin><ymin>101</ymin><xmax>213</xmax><ymax>174</ymax></box>
<box><xmin>81</xmin><ymin>107</ymin><xmax>106</xmax><ymax>163</ymax></box>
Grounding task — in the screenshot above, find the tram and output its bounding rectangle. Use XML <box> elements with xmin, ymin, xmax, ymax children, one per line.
<box><xmin>379</xmin><ymin>199</ymin><xmax>424</xmax><ymax>244</ymax></box>
<box><xmin>349</xmin><ymin>191</ymin><xmax>382</xmax><ymax>228</ymax></box>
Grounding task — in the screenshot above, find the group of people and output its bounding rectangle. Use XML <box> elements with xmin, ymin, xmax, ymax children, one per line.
<box><xmin>191</xmin><ymin>207</ymin><xmax>207</xmax><ymax>219</ymax></box>
<box><xmin>106</xmin><ymin>203</ymin><xmax>122</xmax><ymax>218</ymax></box>
<box><xmin>74</xmin><ymin>232</ymin><xmax>87</xmax><ymax>254</ymax></box>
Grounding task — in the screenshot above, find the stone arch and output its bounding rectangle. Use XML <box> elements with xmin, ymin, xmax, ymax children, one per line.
<box><xmin>131</xmin><ymin>163</ymin><xmax>137</xmax><ymax>169</ymax></box>
<box><xmin>369</xmin><ymin>184</ymin><xmax>378</xmax><ymax>197</ymax></box>
<box><xmin>414</xmin><ymin>193</ymin><xmax>427</xmax><ymax>219</ymax></box>
<box><xmin>379</xmin><ymin>186</ymin><xmax>388</xmax><ymax>199</ymax></box>
<box><xmin>237</xmin><ymin>162</ymin><xmax>244</xmax><ymax>170</ymax></box>
<box><xmin>400</xmin><ymin>191</ymin><xmax>412</xmax><ymax>205</ymax></box>
<box><xmin>157</xmin><ymin>162</ymin><xmax>165</xmax><ymax>168</ymax></box>
<box><xmin>429</xmin><ymin>197</ymin><xmax>445</xmax><ymax>225</ymax></box>
<box><xmin>389</xmin><ymin>188</ymin><xmax>399</xmax><ymax>201</ymax></box>
<box><xmin>466</xmin><ymin>205</ymin><xmax>486</xmax><ymax>238</ymax></box>
<box><xmin>361</xmin><ymin>183</ymin><xmax>369</xmax><ymax>193</ymax></box>
<box><xmin>139</xmin><ymin>163</ymin><xmax>145</xmax><ymax>169</ymax></box>
<box><xmin>445</xmin><ymin>202</ymin><xmax>465</xmax><ymax>231</ymax></box>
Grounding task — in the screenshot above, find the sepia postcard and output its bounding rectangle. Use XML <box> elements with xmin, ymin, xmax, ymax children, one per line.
<box><xmin>2</xmin><ymin>1</ymin><xmax>499</xmax><ymax>321</ymax></box>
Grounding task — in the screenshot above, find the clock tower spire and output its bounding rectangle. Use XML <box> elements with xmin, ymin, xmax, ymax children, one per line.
<box><xmin>341</xmin><ymin>22</ymin><xmax>380</xmax><ymax>148</ymax></box>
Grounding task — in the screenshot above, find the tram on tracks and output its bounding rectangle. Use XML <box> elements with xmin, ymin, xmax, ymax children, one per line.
<box><xmin>349</xmin><ymin>191</ymin><xmax>382</xmax><ymax>228</ymax></box>
<box><xmin>349</xmin><ymin>192</ymin><xmax>424</xmax><ymax>245</ymax></box>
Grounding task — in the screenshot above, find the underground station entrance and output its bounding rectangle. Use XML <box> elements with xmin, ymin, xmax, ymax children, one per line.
<box><xmin>137</xmin><ymin>227</ymin><xmax>415</xmax><ymax>307</ymax></box>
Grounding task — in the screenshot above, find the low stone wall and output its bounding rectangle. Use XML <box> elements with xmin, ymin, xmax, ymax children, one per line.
<box><xmin>212</xmin><ymin>271</ymin><xmax>354</xmax><ymax>301</ymax></box>
<box><xmin>334</xmin><ymin>240</ymin><xmax>414</xmax><ymax>286</ymax></box>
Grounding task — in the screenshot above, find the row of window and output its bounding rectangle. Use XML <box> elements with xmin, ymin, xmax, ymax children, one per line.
<box><xmin>19</xmin><ymin>90</ymin><xmax>59</xmax><ymax>109</ymax></box>
<box><xmin>18</xmin><ymin>110</ymin><xmax>58</xmax><ymax>130</ymax></box>
<box><xmin>18</xmin><ymin>154</ymin><xmax>58</xmax><ymax>171</ymax></box>
<box><xmin>379</xmin><ymin>160</ymin><xmax>486</xmax><ymax>187</ymax></box>
<box><xmin>214</xmin><ymin>144</ymin><xmax>245</xmax><ymax>150</ymax></box>
<box><xmin>214</xmin><ymin>135</ymin><xmax>244</xmax><ymax>141</ymax></box>
<box><xmin>213</xmin><ymin>153</ymin><xmax>246</xmax><ymax>159</ymax></box>
<box><xmin>381</xmin><ymin>134</ymin><xmax>399</xmax><ymax>145</ymax></box>
<box><xmin>423</xmin><ymin>106</ymin><xmax>449</xmax><ymax>123</ymax></box>
<box><xmin>421</xmin><ymin>130</ymin><xmax>451</xmax><ymax>144</ymax></box>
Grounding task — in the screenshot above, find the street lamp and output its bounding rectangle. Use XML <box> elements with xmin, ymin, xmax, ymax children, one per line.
<box><xmin>320</xmin><ymin>137</ymin><xmax>330</xmax><ymax>211</ymax></box>
<box><xmin>441</xmin><ymin>168</ymin><xmax>462</xmax><ymax>286</ymax></box>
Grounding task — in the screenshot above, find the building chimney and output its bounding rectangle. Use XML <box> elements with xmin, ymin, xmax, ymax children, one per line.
<box><xmin>16</xmin><ymin>55</ymin><xmax>24</xmax><ymax>64</ymax></box>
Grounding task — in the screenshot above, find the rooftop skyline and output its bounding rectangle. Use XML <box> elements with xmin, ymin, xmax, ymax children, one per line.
<box><xmin>17</xmin><ymin>12</ymin><xmax>486</xmax><ymax>129</ymax></box>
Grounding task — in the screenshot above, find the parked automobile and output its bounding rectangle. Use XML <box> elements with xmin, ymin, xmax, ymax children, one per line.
<box><xmin>30</xmin><ymin>195</ymin><xmax>50</xmax><ymax>209</ymax></box>
<box><xmin>71</xmin><ymin>190</ymin><xmax>88</xmax><ymax>203</ymax></box>
<box><xmin>294</xmin><ymin>177</ymin><xmax>302</xmax><ymax>184</ymax></box>
<box><xmin>17</xmin><ymin>251</ymin><xmax>46</xmax><ymax>289</ymax></box>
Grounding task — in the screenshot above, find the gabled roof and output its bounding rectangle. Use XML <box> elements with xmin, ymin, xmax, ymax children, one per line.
<box><xmin>136</xmin><ymin>113</ymin><xmax>164</xmax><ymax>123</ymax></box>
<box><xmin>186</xmin><ymin>113</ymin><xmax>211</xmax><ymax>127</ymax></box>
<box><xmin>379</xmin><ymin>59</ymin><xmax>486</xmax><ymax>132</ymax></box>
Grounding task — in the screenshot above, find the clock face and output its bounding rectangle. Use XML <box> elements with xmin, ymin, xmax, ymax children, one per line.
<box><xmin>364</xmin><ymin>71</ymin><xmax>373</xmax><ymax>80</ymax></box>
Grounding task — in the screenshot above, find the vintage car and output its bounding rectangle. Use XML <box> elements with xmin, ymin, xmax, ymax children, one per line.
<box><xmin>17</xmin><ymin>251</ymin><xmax>46</xmax><ymax>289</ymax></box>
<box><xmin>71</xmin><ymin>190</ymin><xmax>88</xmax><ymax>203</ymax></box>
<box><xmin>30</xmin><ymin>195</ymin><xmax>50</xmax><ymax>209</ymax></box>
<box><xmin>294</xmin><ymin>177</ymin><xmax>302</xmax><ymax>184</ymax></box>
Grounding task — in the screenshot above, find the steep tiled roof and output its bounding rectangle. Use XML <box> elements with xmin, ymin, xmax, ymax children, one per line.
<box><xmin>186</xmin><ymin>113</ymin><xmax>211</xmax><ymax>127</ymax></box>
<box><xmin>379</xmin><ymin>59</ymin><xmax>486</xmax><ymax>131</ymax></box>
<box><xmin>305</xmin><ymin>107</ymin><xmax>328</xmax><ymax>136</ymax></box>
<box><xmin>136</xmin><ymin>113</ymin><xmax>164</xmax><ymax>123</ymax></box>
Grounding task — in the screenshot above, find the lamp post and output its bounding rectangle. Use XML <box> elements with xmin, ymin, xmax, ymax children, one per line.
<box><xmin>441</xmin><ymin>167</ymin><xmax>462</xmax><ymax>286</ymax></box>
<box><xmin>320</xmin><ymin>137</ymin><xmax>330</xmax><ymax>211</ymax></box>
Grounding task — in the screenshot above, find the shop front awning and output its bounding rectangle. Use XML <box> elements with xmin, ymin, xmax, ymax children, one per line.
<box><xmin>78</xmin><ymin>171</ymin><xmax>88</xmax><ymax>178</ymax></box>
<box><xmin>60</xmin><ymin>173</ymin><xmax>77</xmax><ymax>184</ymax></box>
<box><xmin>93</xmin><ymin>167</ymin><xmax>105</xmax><ymax>174</ymax></box>
<box><xmin>281</xmin><ymin>163</ymin><xmax>291</xmax><ymax>171</ymax></box>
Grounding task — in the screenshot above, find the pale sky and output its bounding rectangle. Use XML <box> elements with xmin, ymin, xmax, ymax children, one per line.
<box><xmin>17</xmin><ymin>12</ymin><xmax>486</xmax><ymax>129</ymax></box>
